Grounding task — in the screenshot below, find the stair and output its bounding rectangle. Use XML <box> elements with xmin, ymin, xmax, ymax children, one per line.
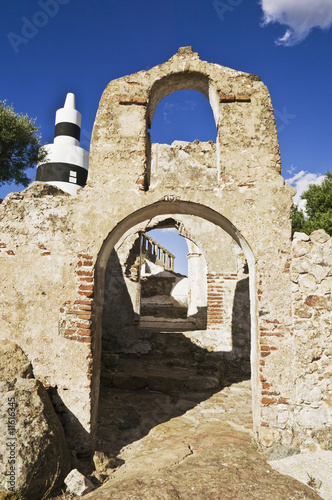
<box><xmin>101</xmin><ymin>329</ymin><xmax>225</xmax><ymax>397</ymax></box>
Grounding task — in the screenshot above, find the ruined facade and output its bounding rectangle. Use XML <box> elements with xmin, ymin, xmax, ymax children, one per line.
<box><xmin>0</xmin><ymin>47</ymin><xmax>331</xmax><ymax>456</ymax></box>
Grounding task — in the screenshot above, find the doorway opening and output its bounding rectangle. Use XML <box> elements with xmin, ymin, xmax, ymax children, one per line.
<box><xmin>95</xmin><ymin>205</ymin><xmax>254</xmax><ymax>459</ymax></box>
<box><xmin>139</xmin><ymin>227</ymin><xmax>190</xmax><ymax>330</ymax></box>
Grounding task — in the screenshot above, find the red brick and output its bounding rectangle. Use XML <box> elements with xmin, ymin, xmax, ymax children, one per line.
<box><xmin>119</xmin><ymin>97</ymin><xmax>147</xmax><ymax>105</ymax></box>
<box><xmin>278</xmin><ymin>397</ymin><xmax>289</xmax><ymax>404</ymax></box>
<box><xmin>76</xmin><ymin>270</ymin><xmax>93</xmax><ymax>276</ymax></box>
<box><xmin>78</xmin><ymin>337</ymin><xmax>91</xmax><ymax>345</ymax></box>
<box><xmin>78</xmin><ymin>313</ymin><xmax>92</xmax><ymax>320</ymax></box>
<box><xmin>261</xmin><ymin>345</ymin><xmax>270</xmax><ymax>351</ymax></box>
<box><xmin>76</xmin><ymin>322</ymin><xmax>90</xmax><ymax>328</ymax></box>
<box><xmin>261</xmin><ymin>397</ymin><xmax>277</xmax><ymax>405</ymax></box>
<box><xmin>79</xmin><ymin>291</ymin><xmax>93</xmax><ymax>297</ymax></box>
<box><xmin>65</xmin><ymin>329</ymin><xmax>76</xmax><ymax>335</ymax></box>
<box><xmin>74</xmin><ymin>299</ymin><xmax>92</xmax><ymax>305</ymax></box>
<box><xmin>78</xmin><ymin>329</ymin><xmax>91</xmax><ymax>336</ymax></box>
<box><xmin>219</xmin><ymin>94</ymin><xmax>235</xmax><ymax>102</ymax></box>
<box><xmin>77</xmin><ymin>254</ymin><xmax>93</xmax><ymax>259</ymax></box>
<box><xmin>79</xmin><ymin>284</ymin><xmax>94</xmax><ymax>291</ymax></box>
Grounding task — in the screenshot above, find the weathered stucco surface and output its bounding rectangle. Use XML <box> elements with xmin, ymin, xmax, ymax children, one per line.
<box><xmin>0</xmin><ymin>47</ymin><xmax>330</xmax><ymax>456</ymax></box>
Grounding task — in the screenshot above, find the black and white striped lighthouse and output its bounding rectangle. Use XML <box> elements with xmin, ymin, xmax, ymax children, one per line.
<box><xmin>36</xmin><ymin>93</ymin><xmax>89</xmax><ymax>195</ymax></box>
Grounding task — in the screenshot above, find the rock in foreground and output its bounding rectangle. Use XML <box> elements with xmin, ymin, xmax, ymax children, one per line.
<box><xmin>85</xmin><ymin>402</ymin><xmax>321</xmax><ymax>500</ymax></box>
<box><xmin>0</xmin><ymin>340</ymin><xmax>33</xmax><ymax>381</ymax></box>
<box><xmin>0</xmin><ymin>341</ymin><xmax>70</xmax><ymax>500</ymax></box>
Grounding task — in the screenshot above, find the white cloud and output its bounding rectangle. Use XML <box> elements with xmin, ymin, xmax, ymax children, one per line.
<box><xmin>286</xmin><ymin>164</ymin><xmax>296</xmax><ymax>175</ymax></box>
<box><xmin>162</xmin><ymin>100</ymin><xmax>196</xmax><ymax>123</ymax></box>
<box><xmin>260</xmin><ymin>0</ymin><xmax>332</xmax><ymax>45</ymax></box>
<box><xmin>286</xmin><ymin>170</ymin><xmax>325</xmax><ymax>210</ymax></box>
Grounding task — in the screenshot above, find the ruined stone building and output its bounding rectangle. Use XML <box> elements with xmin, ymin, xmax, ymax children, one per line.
<box><xmin>0</xmin><ymin>47</ymin><xmax>331</xmax><ymax>457</ymax></box>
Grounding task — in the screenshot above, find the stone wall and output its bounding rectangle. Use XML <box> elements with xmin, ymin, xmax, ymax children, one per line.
<box><xmin>259</xmin><ymin>230</ymin><xmax>332</xmax><ymax>455</ymax></box>
<box><xmin>292</xmin><ymin>230</ymin><xmax>332</xmax><ymax>450</ymax></box>
<box><xmin>150</xmin><ymin>141</ymin><xmax>217</xmax><ymax>189</ymax></box>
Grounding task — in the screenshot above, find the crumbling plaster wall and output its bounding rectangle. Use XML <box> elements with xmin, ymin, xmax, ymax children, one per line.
<box><xmin>0</xmin><ymin>186</ymin><xmax>93</xmax><ymax>453</ymax></box>
<box><xmin>0</xmin><ymin>47</ymin><xmax>317</xmax><ymax>455</ymax></box>
<box><xmin>150</xmin><ymin>141</ymin><xmax>217</xmax><ymax>189</ymax></box>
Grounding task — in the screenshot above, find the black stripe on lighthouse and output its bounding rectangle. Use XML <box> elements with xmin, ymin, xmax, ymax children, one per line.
<box><xmin>36</xmin><ymin>163</ymin><xmax>88</xmax><ymax>186</ymax></box>
<box><xmin>54</xmin><ymin>122</ymin><xmax>81</xmax><ymax>141</ymax></box>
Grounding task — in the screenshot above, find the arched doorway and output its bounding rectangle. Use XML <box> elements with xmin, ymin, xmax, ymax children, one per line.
<box><xmin>91</xmin><ymin>200</ymin><xmax>257</xmax><ymax>452</ymax></box>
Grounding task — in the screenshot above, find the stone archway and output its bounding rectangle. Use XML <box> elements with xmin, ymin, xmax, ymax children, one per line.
<box><xmin>91</xmin><ymin>199</ymin><xmax>258</xmax><ymax>448</ymax></box>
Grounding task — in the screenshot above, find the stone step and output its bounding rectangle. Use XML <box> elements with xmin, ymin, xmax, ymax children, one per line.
<box><xmin>101</xmin><ymin>368</ymin><xmax>221</xmax><ymax>395</ymax></box>
<box><xmin>100</xmin><ymin>356</ymin><xmax>223</xmax><ymax>395</ymax></box>
<box><xmin>140</xmin><ymin>305</ymin><xmax>187</xmax><ymax>319</ymax></box>
<box><xmin>139</xmin><ymin>317</ymin><xmax>196</xmax><ymax>330</ymax></box>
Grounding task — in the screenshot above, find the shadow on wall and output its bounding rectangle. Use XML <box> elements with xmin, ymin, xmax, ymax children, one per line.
<box><xmin>230</xmin><ymin>277</ymin><xmax>251</xmax><ymax>377</ymax></box>
<box><xmin>97</xmin><ymin>248</ymin><xmax>251</xmax><ymax>459</ymax></box>
<box><xmin>102</xmin><ymin>249</ymin><xmax>140</xmax><ymax>355</ymax></box>
<box><xmin>47</xmin><ymin>386</ymin><xmax>92</xmax><ymax>459</ymax></box>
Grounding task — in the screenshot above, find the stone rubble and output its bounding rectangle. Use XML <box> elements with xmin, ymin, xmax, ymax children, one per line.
<box><xmin>64</xmin><ymin>469</ymin><xmax>94</xmax><ymax>497</ymax></box>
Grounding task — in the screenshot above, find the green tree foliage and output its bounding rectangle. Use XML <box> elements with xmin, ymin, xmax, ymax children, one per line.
<box><xmin>292</xmin><ymin>171</ymin><xmax>332</xmax><ymax>236</ymax></box>
<box><xmin>0</xmin><ymin>100</ymin><xmax>46</xmax><ymax>187</ymax></box>
<box><xmin>291</xmin><ymin>204</ymin><xmax>306</xmax><ymax>234</ymax></box>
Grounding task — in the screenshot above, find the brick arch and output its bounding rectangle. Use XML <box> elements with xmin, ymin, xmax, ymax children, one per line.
<box><xmin>91</xmin><ymin>199</ymin><xmax>258</xmax><ymax>445</ymax></box>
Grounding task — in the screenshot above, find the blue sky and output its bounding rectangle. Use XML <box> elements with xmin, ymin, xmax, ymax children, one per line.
<box><xmin>1</xmin><ymin>0</ymin><xmax>332</xmax><ymax>239</ymax></box>
<box><xmin>1</xmin><ymin>0</ymin><xmax>332</xmax><ymax>201</ymax></box>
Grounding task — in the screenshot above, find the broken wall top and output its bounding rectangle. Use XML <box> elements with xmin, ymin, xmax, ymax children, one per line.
<box><xmin>88</xmin><ymin>46</ymin><xmax>281</xmax><ymax>195</ymax></box>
